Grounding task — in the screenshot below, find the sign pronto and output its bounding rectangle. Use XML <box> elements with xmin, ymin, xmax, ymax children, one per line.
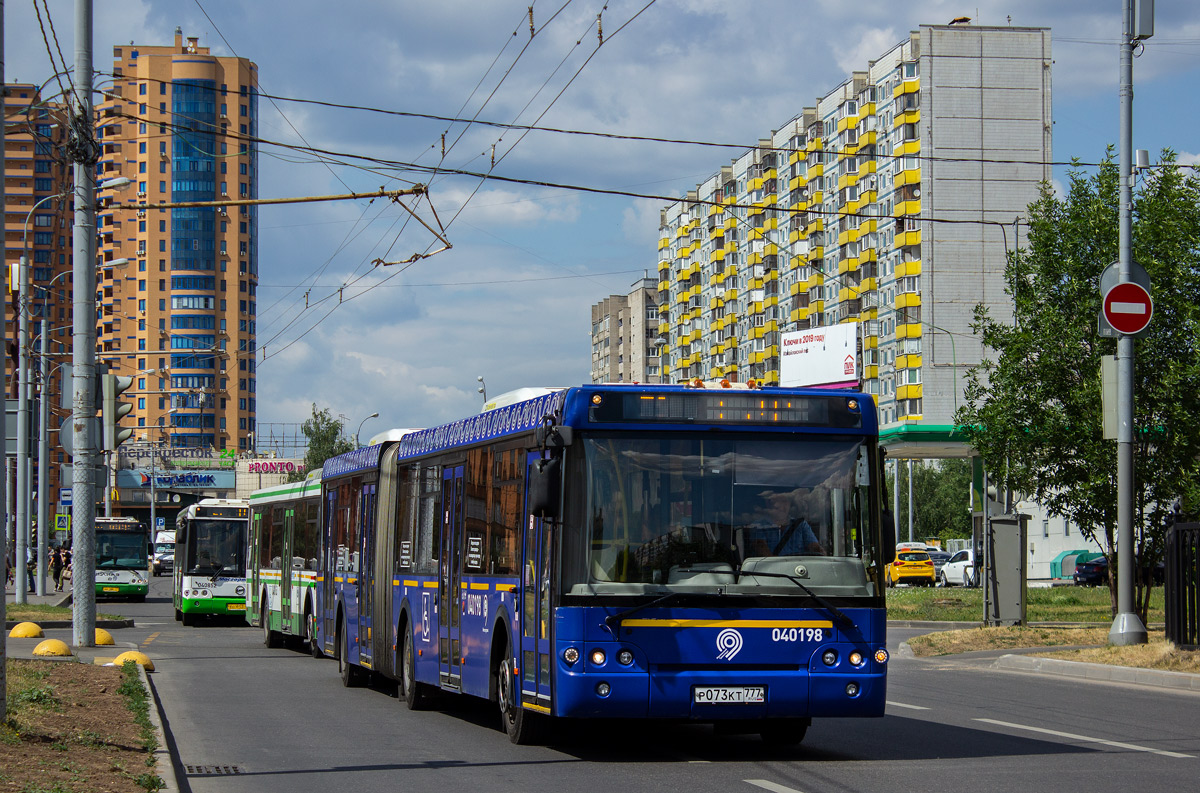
<box><xmin>1102</xmin><ymin>281</ymin><xmax>1153</xmax><ymax>335</ymax></box>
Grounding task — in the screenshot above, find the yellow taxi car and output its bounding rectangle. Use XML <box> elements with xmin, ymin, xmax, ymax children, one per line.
<box><xmin>886</xmin><ymin>548</ymin><xmax>936</xmax><ymax>587</ymax></box>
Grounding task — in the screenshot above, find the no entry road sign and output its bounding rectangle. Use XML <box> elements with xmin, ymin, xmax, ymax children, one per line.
<box><xmin>1102</xmin><ymin>281</ymin><xmax>1153</xmax><ymax>336</ymax></box>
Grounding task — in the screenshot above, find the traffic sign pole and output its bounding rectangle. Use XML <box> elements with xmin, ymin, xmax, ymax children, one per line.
<box><xmin>1110</xmin><ymin>0</ymin><xmax>1149</xmax><ymax>647</ymax></box>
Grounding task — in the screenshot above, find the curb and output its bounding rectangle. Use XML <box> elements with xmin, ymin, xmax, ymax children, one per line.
<box><xmin>135</xmin><ymin>660</ymin><xmax>180</xmax><ymax>793</ymax></box>
<box><xmin>992</xmin><ymin>653</ymin><xmax>1200</xmax><ymax>692</ymax></box>
<box><xmin>5</xmin><ymin>619</ymin><xmax>136</xmax><ymax>630</ymax></box>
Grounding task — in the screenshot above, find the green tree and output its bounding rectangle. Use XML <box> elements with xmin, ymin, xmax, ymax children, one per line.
<box><xmin>289</xmin><ymin>405</ymin><xmax>354</xmax><ymax>482</ymax></box>
<box><xmin>891</xmin><ymin>459</ymin><xmax>973</xmax><ymax>546</ymax></box>
<box><xmin>956</xmin><ymin>151</ymin><xmax>1200</xmax><ymax>623</ymax></box>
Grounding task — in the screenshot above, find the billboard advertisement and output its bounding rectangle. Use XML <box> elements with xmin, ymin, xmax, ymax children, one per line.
<box><xmin>779</xmin><ymin>323</ymin><xmax>859</xmax><ymax>388</ymax></box>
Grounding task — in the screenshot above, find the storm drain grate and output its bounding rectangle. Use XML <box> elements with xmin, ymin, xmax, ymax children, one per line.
<box><xmin>186</xmin><ymin>765</ymin><xmax>243</xmax><ymax>776</ymax></box>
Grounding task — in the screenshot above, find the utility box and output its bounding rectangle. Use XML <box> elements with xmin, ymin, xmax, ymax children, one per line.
<box><xmin>985</xmin><ymin>513</ymin><xmax>1028</xmax><ymax>626</ymax></box>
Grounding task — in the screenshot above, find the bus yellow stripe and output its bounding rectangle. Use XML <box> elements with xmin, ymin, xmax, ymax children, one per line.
<box><xmin>522</xmin><ymin>701</ymin><xmax>551</xmax><ymax>714</ymax></box>
<box><xmin>403</xmin><ymin>580</ymin><xmax>419</xmax><ymax>587</ymax></box>
<box><xmin>422</xmin><ymin>581</ymin><xmax>438</xmax><ymax>589</ymax></box>
<box><xmin>620</xmin><ymin>619</ymin><xmax>834</xmax><ymax>629</ymax></box>
<box><xmin>469</xmin><ymin>583</ymin><xmax>490</xmax><ymax>590</ymax></box>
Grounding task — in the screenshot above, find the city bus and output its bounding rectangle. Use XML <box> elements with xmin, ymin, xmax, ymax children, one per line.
<box><xmin>246</xmin><ymin>474</ymin><xmax>324</xmax><ymax>654</ymax></box>
<box><xmin>173</xmin><ymin>498</ymin><xmax>250</xmax><ymax>625</ymax></box>
<box><xmin>93</xmin><ymin>517</ymin><xmax>151</xmax><ymax>601</ymax></box>
<box><xmin>312</xmin><ymin>383</ymin><xmax>891</xmax><ymax>745</ymax></box>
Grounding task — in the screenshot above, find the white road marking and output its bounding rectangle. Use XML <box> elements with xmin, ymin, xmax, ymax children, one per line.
<box><xmin>886</xmin><ymin>700</ymin><xmax>930</xmax><ymax>710</ymax></box>
<box><xmin>745</xmin><ymin>780</ymin><xmax>805</xmax><ymax>793</ymax></box>
<box><xmin>974</xmin><ymin>718</ymin><xmax>1195</xmax><ymax>759</ymax></box>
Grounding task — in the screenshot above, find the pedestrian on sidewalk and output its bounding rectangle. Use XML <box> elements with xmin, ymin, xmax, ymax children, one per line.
<box><xmin>50</xmin><ymin>547</ymin><xmax>65</xmax><ymax>592</ymax></box>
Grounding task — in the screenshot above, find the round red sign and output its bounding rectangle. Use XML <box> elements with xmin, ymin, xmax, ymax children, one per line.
<box><xmin>1102</xmin><ymin>282</ymin><xmax>1153</xmax><ymax>335</ymax></box>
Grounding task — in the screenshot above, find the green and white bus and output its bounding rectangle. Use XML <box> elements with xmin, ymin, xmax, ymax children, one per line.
<box><xmin>246</xmin><ymin>474</ymin><xmax>323</xmax><ymax>654</ymax></box>
<box><xmin>173</xmin><ymin>498</ymin><xmax>250</xmax><ymax>625</ymax></box>
<box><xmin>94</xmin><ymin>517</ymin><xmax>151</xmax><ymax>601</ymax></box>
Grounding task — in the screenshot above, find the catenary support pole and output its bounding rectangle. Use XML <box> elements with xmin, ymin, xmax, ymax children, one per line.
<box><xmin>37</xmin><ymin>320</ymin><xmax>50</xmax><ymax>596</ymax></box>
<box><xmin>1110</xmin><ymin>0</ymin><xmax>1149</xmax><ymax>646</ymax></box>
<box><xmin>71</xmin><ymin>0</ymin><xmax>99</xmax><ymax>648</ymax></box>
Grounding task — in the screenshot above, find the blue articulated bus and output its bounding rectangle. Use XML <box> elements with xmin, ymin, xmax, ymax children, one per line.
<box><xmin>316</xmin><ymin>382</ymin><xmax>890</xmax><ymax>745</ymax></box>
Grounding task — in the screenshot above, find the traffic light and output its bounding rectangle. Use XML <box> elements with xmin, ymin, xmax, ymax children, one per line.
<box><xmin>102</xmin><ymin>373</ymin><xmax>135</xmax><ymax>451</ymax></box>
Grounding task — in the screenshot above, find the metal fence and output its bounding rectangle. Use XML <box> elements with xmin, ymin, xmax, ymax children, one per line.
<box><xmin>1165</xmin><ymin>520</ymin><xmax>1200</xmax><ymax>650</ymax></box>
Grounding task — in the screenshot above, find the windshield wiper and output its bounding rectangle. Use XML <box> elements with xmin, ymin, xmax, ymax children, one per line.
<box><xmin>735</xmin><ymin>568</ymin><xmax>855</xmax><ymax>630</ymax></box>
<box><xmin>208</xmin><ymin>563</ymin><xmax>225</xmax><ymax>582</ymax></box>
<box><xmin>604</xmin><ymin>591</ymin><xmax>682</xmax><ymax>635</ymax></box>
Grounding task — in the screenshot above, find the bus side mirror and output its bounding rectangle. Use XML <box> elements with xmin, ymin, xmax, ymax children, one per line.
<box><xmin>528</xmin><ymin>457</ymin><xmax>561</xmax><ymax>519</ymax></box>
<box><xmin>535</xmin><ymin>423</ymin><xmax>573</xmax><ymax>448</ymax></box>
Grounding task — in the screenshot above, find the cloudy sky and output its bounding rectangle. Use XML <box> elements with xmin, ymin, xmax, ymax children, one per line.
<box><xmin>7</xmin><ymin>1</ymin><xmax>1200</xmax><ymax>447</ymax></box>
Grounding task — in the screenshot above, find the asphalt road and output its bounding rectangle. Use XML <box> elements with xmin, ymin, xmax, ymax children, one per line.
<box><xmin>112</xmin><ymin>577</ymin><xmax>1200</xmax><ymax>793</ymax></box>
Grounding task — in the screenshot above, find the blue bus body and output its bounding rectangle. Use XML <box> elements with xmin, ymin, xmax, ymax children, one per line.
<box><xmin>304</xmin><ymin>384</ymin><xmax>888</xmax><ymax>742</ymax></box>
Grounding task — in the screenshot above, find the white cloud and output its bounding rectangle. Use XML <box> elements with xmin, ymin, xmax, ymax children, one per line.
<box><xmin>836</xmin><ymin>27</ymin><xmax>901</xmax><ymax>75</ymax></box>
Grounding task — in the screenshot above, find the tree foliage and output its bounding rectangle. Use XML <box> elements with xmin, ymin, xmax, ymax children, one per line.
<box><xmin>891</xmin><ymin>459</ymin><xmax>973</xmax><ymax>545</ymax></box>
<box><xmin>290</xmin><ymin>404</ymin><xmax>354</xmax><ymax>482</ymax></box>
<box><xmin>956</xmin><ymin>152</ymin><xmax>1200</xmax><ymax>621</ymax></box>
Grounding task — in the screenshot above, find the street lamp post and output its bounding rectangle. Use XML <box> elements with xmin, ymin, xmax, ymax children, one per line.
<box><xmin>355</xmin><ymin>412</ymin><xmax>379</xmax><ymax>448</ymax></box>
<box><xmin>477</xmin><ymin>375</ymin><xmax>487</xmax><ymax>405</ymax></box>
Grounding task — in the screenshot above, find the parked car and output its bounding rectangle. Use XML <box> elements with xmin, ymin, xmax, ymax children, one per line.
<box><xmin>940</xmin><ymin>549</ymin><xmax>976</xmax><ymax>587</ymax></box>
<box><xmin>927</xmin><ymin>551</ymin><xmax>952</xmax><ymax>583</ymax></box>
<box><xmin>886</xmin><ymin>549</ymin><xmax>935</xmax><ymax>587</ymax></box>
<box><xmin>1074</xmin><ymin>556</ymin><xmax>1109</xmax><ymax>586</ymax></box>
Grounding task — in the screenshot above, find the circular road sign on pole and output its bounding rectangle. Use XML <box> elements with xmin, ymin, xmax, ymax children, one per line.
<box><xmin>1102</xmin><ymin>281</ymin><xmax>1153</xmax><ymax>336</ymax></box>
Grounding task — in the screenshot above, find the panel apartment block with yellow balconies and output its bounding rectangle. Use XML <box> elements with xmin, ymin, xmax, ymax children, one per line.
<box><xmin>652</xmin><ymin>22</ymin><xmax>1050</xmax><ymax>442</ymax></box>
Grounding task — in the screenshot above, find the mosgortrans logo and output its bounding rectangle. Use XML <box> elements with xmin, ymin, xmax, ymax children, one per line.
<box><xmin>715</xmin><ymin>628</ymin><xmax>743</xmax><ymax>660</ymax></box>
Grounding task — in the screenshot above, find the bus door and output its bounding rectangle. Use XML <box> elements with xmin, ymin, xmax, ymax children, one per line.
<box><xmin>322</xmin><ymin>489</ymin><xmax>339</xmax><ymax>651</ymax></box>
<box><xmin>249</xmin><ymin>512</ymin><xmax>261</xmax><ymax>612</ymax></box>
<box><xmin>358</xmin><ymin>483</ymin><xmax>377</xmax><ymax>667</ymax></box>
<box><xmin>280</xmin><ymin>507</ymin><xmax>295</xmax><ymax>629</ymax></box>
<box><xmin>520</xmin><ymin>452</ymin><xmax>554</xmax><ymax>708</ymax></box>
<box><xmin>438</xmin><ymin>465</ymin><xmax>465</xmax><ymax>689</ymax></box>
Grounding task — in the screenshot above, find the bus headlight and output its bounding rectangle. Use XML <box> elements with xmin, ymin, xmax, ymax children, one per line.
<box><xmin>845</xmin><ymin>682</ymin><xmax>860</xmax><ymax>697</ymax></box>
<box><xmin>590</xmin><ymin>649</ymin><xmax>606</xmax><ymax>666</ymax></box>
<box><xmin>617</xmin><ymin>649</ymin><xmax>634</xmax><ymax>666</ymax></box>
<box><xmin>596</xmin><ymin>682</ymin><xmax>611</xmax><ymax>697</ymax></box>
<box><xmin>849</xmin><ymin>651</ymin><xmax>863</xmax><ymax>666</ymax></box>
<box><xmin>822</xmin><ymin>649</ymin><xmax>838</xmax><ymax>666</ymax></box>
<box><xmin>563</xmin><ymin>647</ymin><xmax>580</xmax><ymax>664</ymax></box>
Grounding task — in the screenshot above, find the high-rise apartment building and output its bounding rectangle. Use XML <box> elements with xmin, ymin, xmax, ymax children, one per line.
<box><xmin>96</xmin><ymin>29</ymin><xmax>259</xmax><ymax>452</ymax></box>
<box><xmin>590</xmin><ymin>277</ymin><xmax>662</xmax><ymax>384</ymax></box>
<box><xmin>653</xmin><ymin>23</ymin><xmax>1051</xmax><ymax>446</ymax></box>
<box><xmin>4</xmin><ymin>83</ymin><xmax>74</xmax><ymax>497</ymax></box>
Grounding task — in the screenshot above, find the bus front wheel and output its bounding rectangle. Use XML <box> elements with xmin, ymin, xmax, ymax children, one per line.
<box><xmin>181</xmin><ymin>610</ymin><xmax>195</xmax><ymax>627</ymax></box>
<box><xmin>498</xmin><ymin>639</ymin><xmax>540</xmax><ymax>745</ymax></box>
<box><xmin>759</xmin><ymin>718</ymin><xmax>809</xmax><ymax>748</ymax></box>
<box><xmin>262</xmin><ymin>604</ymin><xmax>281</xmax><ymax>649</ymax></box>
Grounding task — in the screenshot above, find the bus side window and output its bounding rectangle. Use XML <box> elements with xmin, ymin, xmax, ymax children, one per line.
<box><xmin>395</xmin><ymin>464</ymin><xmax>418</xmax><ymax>571</ymax></box>
<box><xmin>417</xmin><ymin>464</ymin><xmax>441</xmax><ymax>575</ymax></box>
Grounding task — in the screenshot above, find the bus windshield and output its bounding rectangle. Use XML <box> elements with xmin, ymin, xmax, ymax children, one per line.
<box><xmin>96</xmin><ymin>530</ymin><xmax>149</xmax><ymax>570</ymax></box>
<box><xmin>564</xmin><ymin>433</ymin><xmax>879</xmax><ymax>598</ymax></box>
<box><xmin>186</xmin><ymin>518</ymin><xmax>247</xmax><ymax>575</ymax></box>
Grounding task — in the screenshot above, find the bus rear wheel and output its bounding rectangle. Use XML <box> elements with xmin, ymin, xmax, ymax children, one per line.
<box><xmin>497</xmin><ymin>641</ymin><xmax>539</xmax><ymax>745</ymax></box>
<box><xmin>338</xmin><ymin>622</ymin><xmax>365</xmax><ymax>687</ymax></box>
<box><xmin>306</xmin><ymin>609</ymin><xmax>322</xmax><ymax>658</ymax></box>
<box><xmin>400</xmin><ymin>627</ymin><xmax>431</xmax><ymax>710</ymax></box>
